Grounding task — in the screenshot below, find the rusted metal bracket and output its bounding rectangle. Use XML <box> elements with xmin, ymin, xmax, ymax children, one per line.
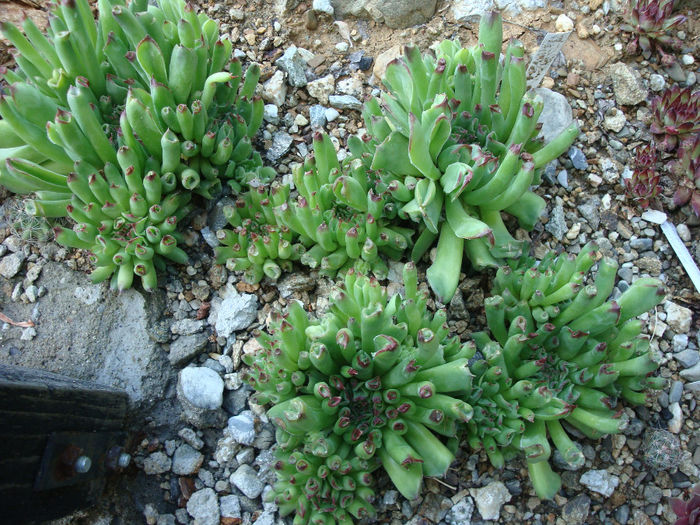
<box><xmin>34</xmin><ymin>431</ymin><xmax>129</xmax><ymax>491</ymax></box>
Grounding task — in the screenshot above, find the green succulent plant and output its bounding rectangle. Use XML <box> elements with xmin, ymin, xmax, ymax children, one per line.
<box><xmin>214</xmin><ymin>180</ymin><xmax>306</xmax><ymax>283</ymax></box>
<box><xmin>469</xmin><ymin>243</ymin><xmax>666</xmax><ymax>499</ymax></box>
<box><xmin>0</xmin><ymin>0</ymin><xmax>263</xmax><ymax>206</ymax></box>
<box><xmin>348</xmin><ymin>12</ymin><xmax>579</xmax><ymax>303</ymax></box>
<box><xmin>243</xmin><ymin>264</ymin><xmax>475</xmax><ymax>518</ymax></box>
<box><xmin>53</xmin><ymin>146</ymin><xmax>191</xmax><ymax>291</ymax></box>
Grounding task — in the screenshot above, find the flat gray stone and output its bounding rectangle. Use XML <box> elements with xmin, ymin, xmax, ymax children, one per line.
<box><xmin>332</xmin><ymin>0</ymin><xmax>437</xmax><ymax>28</ymax></box>
<box><xmin>471</xmin><ymin>481</ymin><xmax>511</xmax><ymax>521</ymax></box>
<box><xmin>580</xmin><ymin>469</ymin><xmax>619</xmax><ymax>497</ymax></box>
<box><xmin>680</xmin><ymin>361</ymin><xmax>700</xmax><ymax>382</ymax></box>
<box><xmin>676</xmin><ymin>349</ymin><xmax>699</xmax><ymax>368</ymax></box>
<box><xmin>226</xmin><ymin>411</ymin><xmax>256</xmax><ymax>445</ymax></box>
<box><xmin>220</xmin><ymin>495</ymin><xmax>241</xmax><ymax>519</ymax></box>
<box><xmin>267</xmin><ymin>131</ymin><xmax>294</xmax><ymax>162</ymax></box>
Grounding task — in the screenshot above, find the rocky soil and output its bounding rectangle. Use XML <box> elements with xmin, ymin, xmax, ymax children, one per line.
<box><xmin>1</xmin><ymin>0</ymin><xmax>700</xmax><ymax>524</ymax></box>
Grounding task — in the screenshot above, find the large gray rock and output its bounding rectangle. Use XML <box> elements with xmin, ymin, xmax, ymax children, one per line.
<box><xmin>332</xmin><ymin>0</ymin><xmax>437</xmax><ymax>28</ymax></box>
<box><xmin>179</xmin><ymin>367</ymin><xmax>224</xmax><ymax>409</ymax></box>
<box><xmin>536</xmin><ymin>88</ymin><xmax>574</xmax><ymax>144</ymax></box>
<box><xmin>0</xmin><ymin>262</ymin><xmax>171</xmax><ymax>406</ymax></box>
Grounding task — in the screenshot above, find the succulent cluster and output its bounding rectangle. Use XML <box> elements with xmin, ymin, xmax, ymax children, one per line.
<box><xmin>624</xmin><ymin>144</ymin><xmax>661</xmax><ymax>209</ymax></box>
<box><xmin>469</xmin><ymin>243</ymin><xmax>665</xmax><ymax>499</ymax></box>
<box><xmin>275</xmin><ymin>133</ymin><xmax>413</xmax><ymax>280</ymax></box>
<box><xmin>243</xmin><ymin>264</ymin><xmax>475</xmax><ymax>519</ymax></box>
<box><xmin>214</xmin><ymin>132</ymin><xmax>414</xmax><ymax>283</ymax></box>
<box><xmin>348</xmin><ymin>13</ymin><xmax>578</xmax><ymax>303</ymax></box>
<box><xmin>214</xmin><ymin>181</ymin><xmax>305</xmax><ymax>283</ymax></box>
<box><xmin>54</xmin><ymin>148</ymin><xmax>191</xmax><ymax>291</ymax></box>
<box><xmin>621</xmin><ymin>0</ymin><xmax>686</xmax><ymax>63</ymax></box>
<box><xmin>0</xmin><ymin>0</ymin><xmax>264</xmax><ymax>289</ymax></box>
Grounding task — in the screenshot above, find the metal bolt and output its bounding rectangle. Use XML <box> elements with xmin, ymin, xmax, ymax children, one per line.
<box><xmin>74</xmin><ymin>455</ymin><xmax>92</xmax><ymax>474</ymax></box>
<box><xmin>117</xmin><ymin>453</ymin><xmax>131</xmax><ymax>468</ymax></box>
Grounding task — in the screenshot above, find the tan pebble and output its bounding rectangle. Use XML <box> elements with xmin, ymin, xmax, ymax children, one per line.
<box><xmin>541</xmin><ymin>76</ymin><xmax>555</xmax><ymax>89</ymax></box>
<box><xmin>576</xmin><ymin>22</ymin><xmax>590</xmax><ymax>39</ymax></box>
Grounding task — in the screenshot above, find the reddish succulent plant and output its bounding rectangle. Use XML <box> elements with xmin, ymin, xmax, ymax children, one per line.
<box><xmin>672</xmin><ymin>133</ymin><xmax>700</xmax><ymax>216</ymax></box>
<box><xmin>671</xmin><ymin>484</ymin><xmax>700</xmax><ymax>525</ymax></box>
<box><xmin>621</xmin><ymin>0</ymin><xmax>686</xmax><ymax>64</ymax></box>
<box><xmin>650</xmin><ymin>86</ymin><xmax>700</xmax><ymax>152</ymax></box>
<box><xmin>625</xmin><ymin>144</ymin><xmax>661</xmax><ymax>208</ymax></box>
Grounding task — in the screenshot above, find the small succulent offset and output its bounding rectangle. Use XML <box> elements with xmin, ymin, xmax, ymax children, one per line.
<box><xmin>672</xmin><ymin>484</ymin><xmax>700</xmax><ymax>525</ymax></box>
<box><xmin>672</xmin><ymin>133</ymin><xmax>700</xmax><ymax>216</ymax></box>
<box><xmin>243</xmin><ymin>264</ymin><xmax>475</xmax><ymax>520</ymax></box>
<box><xmin>349</xmin><ymin>12</ymin><xmax>578</xmax><ymax>303</ymax></box>
<box><xmin>469</xmin><ymin>243</ymin><xmax>665</xmax><ymax>499</ymax></box>
<box><xmin>214</xmin><ymin>181</ymin><xmax>306</xmax><ymax>283</ymax></box>
<box><xmin>273</xmin><ymin>133</ymin><xmax>413</xmax><ymax>279</ymax></box>
<box><xmin>650</xmin><ymin>86</ymin><xmax>700</xmax><ymax>152</ymax></box>
<box><xmin>624</xmin><ymin>143</ymin><xmax>661</xmax><ymax>209</ymax></box>
<box><xmin>621</xmin><ymin>0</ymin><xmax>686</xmax><ymax>64</ymax></box>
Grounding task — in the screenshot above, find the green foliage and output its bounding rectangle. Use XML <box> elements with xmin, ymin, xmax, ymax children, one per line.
<box><xmin>470</xmin><ymin>243</ymin><xmax>666</xmax><ymax>499</ymax></box>
<box><xmin>243</xmin><ymin>264</ymin><xmax>475</xmax><ymax>517</ymax></box>
<box><xmin>349</xmin><ymin>13</ymin><xmax>579</xmax><ymax>302</ymax></box>
<box><xmin>0</xmin><ymin>0</ymin><xmax>264</xmax><ymax>290</ymax></box>
<box><xmin>54</xmin><ymin>146</ymin><xmax>192</xmax><ymax>291</ymax></box>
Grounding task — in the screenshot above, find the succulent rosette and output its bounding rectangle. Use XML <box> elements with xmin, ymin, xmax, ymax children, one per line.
<box><xmin>469</xmin><ymin>243</ymin><xmax>666</xmax><ymax>499</ymax></box>
<box><xmin>621</xmin><ymin>0</ymin><xmax>686</xmax><ymax>63</ymax></box>
<box><xmin>650</xmin><ymin>86</ymin><xmax>700</xmax><ymax>152</ymax></box>
<box><xmin>624</xmin><ymin>143</ymin><xmax>661</xmax><ymax>209</ymax></box>
<box><xmin>214</xmin><ymin>179</ymin><xmax>307</xmax><ymax>283</ymax></box>
<box><xmin>672</xmin><ymin>133</ymin><xmax>700</xmax><ymax>216</ymax></box>
<box><xmin>348</xmin><ymin>12</ymin><xmax>578</xmax><ymax>303</ymax></box>
<box><xmin>272</xmin><ymin>132</ymin><xmax>413</xmax><ymax>279</ymax></box>
<box><xmin>243</xmin><ymin>264</ymin><xmax>475</xmax><ymax>517</ymax></box>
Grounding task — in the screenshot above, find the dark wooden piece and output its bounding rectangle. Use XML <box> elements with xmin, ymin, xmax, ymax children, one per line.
<box><xmin>0</xmin><ymin>365</ymin><xmax>129</xmax><ymax>523</ymax></box>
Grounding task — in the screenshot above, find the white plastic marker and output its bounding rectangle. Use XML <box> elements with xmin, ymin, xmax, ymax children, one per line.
<box><xmin>526</xmin><ymin>31</ymin><xmax>572</xmax><ymax>89</ymax></box>
<box><xmin>642</xmin><ymin>209</ymin><xmax>700</xmax><ymax>293</ymax></box>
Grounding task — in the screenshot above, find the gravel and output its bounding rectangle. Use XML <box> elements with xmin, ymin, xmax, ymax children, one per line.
<box><xmin>580</xmin><ymin>469</ymin><xmax>620</xmax><ymax>497</ymax></box>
